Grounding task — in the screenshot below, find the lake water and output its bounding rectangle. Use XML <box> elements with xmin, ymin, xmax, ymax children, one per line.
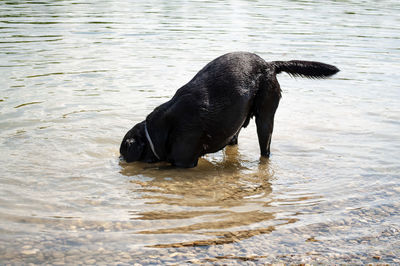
<box><xmin>1</xmin><ymin>0</ymin><xmax>400</xmax><ymax>264</ymax></box>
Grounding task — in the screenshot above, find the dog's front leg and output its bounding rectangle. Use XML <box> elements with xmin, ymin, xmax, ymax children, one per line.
<box><xmin>168</xmin><ymin>132</ymin><xmax>202</xmax><ymax>168</ymax></box>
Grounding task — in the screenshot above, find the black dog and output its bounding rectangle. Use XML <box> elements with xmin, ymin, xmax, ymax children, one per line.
<box><xmin>120</xmin><ymin>52</ymin><xmax>339</xmax><ymax>168</ymax></box>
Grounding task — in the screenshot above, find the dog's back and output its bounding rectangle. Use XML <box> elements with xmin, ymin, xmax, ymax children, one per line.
<box><xmin>183</xmin><ymin>53</ymin><xmax>269</xmax><ymax>144</ymax></box>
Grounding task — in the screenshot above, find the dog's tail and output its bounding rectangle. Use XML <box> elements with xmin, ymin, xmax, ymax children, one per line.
<box><xmin>271</xmin><ymin>60</ymin><xmax>339</xmax><ymax>79</ymax></box>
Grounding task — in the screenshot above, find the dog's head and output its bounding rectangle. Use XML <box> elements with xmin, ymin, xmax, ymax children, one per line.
<box><xmin>120</xmin><ymin>121</ymin><xmax>147</xmax><ymax>162</ymax></box>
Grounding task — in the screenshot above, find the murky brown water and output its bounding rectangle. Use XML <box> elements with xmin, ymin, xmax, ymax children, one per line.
<box><xmin>1</xmin><ymin>0</ymin><xmax>400</xmax><ymax>264</ymax></box>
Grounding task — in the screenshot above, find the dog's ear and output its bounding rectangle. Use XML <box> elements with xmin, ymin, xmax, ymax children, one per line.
<box><xmin>120</xmin><ymin>122</ymin><xmax>146</xmax><ymax>162</ymax></box>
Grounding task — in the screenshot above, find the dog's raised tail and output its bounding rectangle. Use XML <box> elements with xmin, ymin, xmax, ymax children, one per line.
<box><xmin>272</xmin><ymin>60</ymin><xmax>339</xmax><ymax>79</ymax></box>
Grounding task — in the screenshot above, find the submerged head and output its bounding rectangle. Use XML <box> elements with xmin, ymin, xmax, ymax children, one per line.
<box><xmin>120</xmin><ymin>121</ymin><xmax>161</xmax><ymax>163</ymax></box>
<box><xmin>120</xmin><ymin>121</ymin><xmax>147</xmax><ymax>162</ymax></box>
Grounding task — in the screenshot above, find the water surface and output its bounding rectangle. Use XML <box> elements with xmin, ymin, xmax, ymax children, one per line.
<box><xmin>1</xmin><ymin>0</ymin><xmax>400</xmax><ymax>264</ymax></box>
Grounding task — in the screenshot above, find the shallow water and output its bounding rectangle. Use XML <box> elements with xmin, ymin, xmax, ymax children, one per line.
<box><xmin>1</xmin><ymin>0</ymin><xmax>400</xmax><ymax>264</ymax></box>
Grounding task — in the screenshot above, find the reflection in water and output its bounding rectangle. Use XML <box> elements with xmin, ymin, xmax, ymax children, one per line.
<box><xmin>120</xmin><ymin>146</ymin><xmax>296</xmax><ymax>247</ymax></box>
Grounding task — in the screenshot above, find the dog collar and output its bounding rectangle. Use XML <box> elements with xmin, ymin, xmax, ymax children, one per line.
<box><xmin>144</xmin><ymin>122</ymin><xmax>160</xmax><ymax>160</ymax></box>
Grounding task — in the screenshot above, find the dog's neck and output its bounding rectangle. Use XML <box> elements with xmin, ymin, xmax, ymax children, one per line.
<box><xmin>144</xmin><ymin>122</ymin><xmax>160</xmax><ymax>160</ymax></box>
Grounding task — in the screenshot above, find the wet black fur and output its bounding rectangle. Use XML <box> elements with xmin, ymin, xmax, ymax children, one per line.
<box><xmin>120</xmin><ymin>52</ymin><xmax>339</xmax><ymax>168</ymax></box>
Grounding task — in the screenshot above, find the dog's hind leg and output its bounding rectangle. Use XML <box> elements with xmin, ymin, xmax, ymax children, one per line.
<box><xmin>254</xmin><ymin>78</ymin><xmax>281</xmax><ymax>157</ymax></box>
<box><xmin>256</xmin><ymin>114</ymin><xmax>275</xmax><ymax>157</ymax></box>
<box><xmin>228</xmin><ymin>111</ymin><xmax>253</xmax><ymax>146</ymax></box>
